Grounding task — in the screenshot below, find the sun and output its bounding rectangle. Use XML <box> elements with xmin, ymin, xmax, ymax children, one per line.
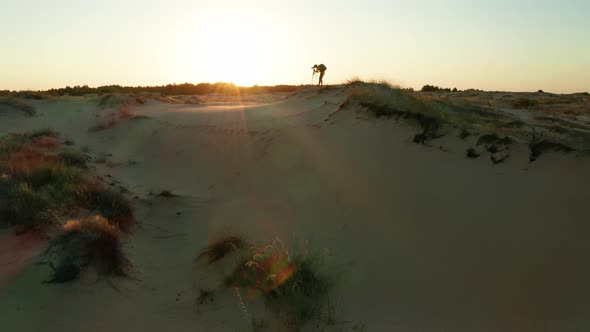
<box><xmin>184</xmin><ymin>13</ymin><xmax>277</xmax><ymax>86</ymax></box>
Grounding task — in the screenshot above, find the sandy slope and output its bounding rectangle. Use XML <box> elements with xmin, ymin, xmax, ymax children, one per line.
<box><xmin>1</xmin><ymin>87</ymin><xmax>590</xmax><ymax>331</ymax></box>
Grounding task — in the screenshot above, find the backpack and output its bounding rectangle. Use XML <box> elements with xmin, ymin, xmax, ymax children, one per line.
<box><xmin>317</xmin><ymin>64</ymin><xmax>327</xmax><ymax>72</ymax></box>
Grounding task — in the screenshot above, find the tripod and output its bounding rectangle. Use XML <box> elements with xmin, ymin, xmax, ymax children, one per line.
<box><xmin>311</xmin><ymin>70</ymin><xmax>317</xmax><ymax>85</ymax></box>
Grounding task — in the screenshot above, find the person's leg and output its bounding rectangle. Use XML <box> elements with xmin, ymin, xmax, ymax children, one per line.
<box><xmin>319</xmin><ymin>71</ymin><xmax>325</xmax><ymax>86</ymax></box>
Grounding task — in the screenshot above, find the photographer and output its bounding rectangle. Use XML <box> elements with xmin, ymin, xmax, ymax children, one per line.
<box><xmin>312</xmin><ymin>64</ymin><xmax>327</xmax><ymax>86</ymax></box>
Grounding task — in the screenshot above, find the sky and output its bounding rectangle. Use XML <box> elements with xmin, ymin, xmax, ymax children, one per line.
<box><xmin>1</xmin><ymin>0</ymin><xmax>589</xmax><ymax>93</ymax></box>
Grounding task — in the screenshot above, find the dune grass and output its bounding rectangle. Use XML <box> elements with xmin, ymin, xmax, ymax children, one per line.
<box><xmin>198</xmin><ymin>235</ymin><xmax>248</xmax><ymax>264</ymax></box>
<box><xmin>58</xmin><ymin>149</ymin><xmax>91</xmax><ymax>168</ymax></box>
<box><xmin>343</xmin><ymin>81</ymin><xmax>586</xmax><ymax>159</ymax></box>
<box><xmin>199</xmin><ymin>235</ymin><xmax>334</xmax><ymax>328</ymax></box>
<box><xmin>0</xmin><ymin>131</ymin><xmax>134</xmax><ymax>281</ymax></box>
<box><xmin>43</xmin><ymin>216</ymin><xmax>128</xmax><ymax>283</ymax></box>
<box><xmin>0</xmin><ymin>97</ymin><xmax>36</xmax><ymax>116</ymax></box>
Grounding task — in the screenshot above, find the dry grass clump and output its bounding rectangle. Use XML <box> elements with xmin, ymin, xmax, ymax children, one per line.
<box><xmin>0</xmin><ymin>131</ymin><xmax>135</xmax><ymax>282</ymax></box>
<box><xmin>198</xmin><ymin>235</ymin><xmax>249</xmax><ymax>264</ymax></box>
<box><xmin>199</xmin><ymin>236</ymin><xmax>334</xmax><ymax>328</ymax></box>
<box><xmin>43</xmin><ymin>216</ymin><xmax>128</xmax><ymax>283</ymax></box>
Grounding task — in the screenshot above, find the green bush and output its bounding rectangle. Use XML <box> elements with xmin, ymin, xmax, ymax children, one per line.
<box><xmin>203</xmin><ymin>236</ymin><xmax>334</xmax><ymax>327</ymax></box>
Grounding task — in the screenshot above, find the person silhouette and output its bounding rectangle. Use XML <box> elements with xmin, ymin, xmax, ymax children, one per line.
<box><xmin>312</xmin><ymin>64</ymin><xmax>327</xmax><ymax>86</ymax></box>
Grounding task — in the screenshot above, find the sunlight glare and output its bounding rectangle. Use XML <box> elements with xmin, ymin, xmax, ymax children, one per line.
<box><xmin>186</xmin><ymin>13</ymin><xmax>278</xmax><ymax>86</ymax></box>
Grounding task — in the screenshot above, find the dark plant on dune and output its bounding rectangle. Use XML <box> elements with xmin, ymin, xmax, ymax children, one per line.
<box><xmin>476</xmin><ymin>133</ymin><xmax>513</xmax><ymax>146</ymax></box>
<box><xmin>28</xmin><ymin>128</ymin><xmax>59</xmax><ymax>139</ymax></box>
<box><xmin>459</xmin><ymin>129</ymin><xmax>471</xmax><ymax>140</ymax></box>
<box><xmin>0</xmin><ymin>133</ymin><xmax>84</xmax><ymax>230</ymax></box>
<box><xmin>58</xmin><ymin>150</ymin><xmax>91</xmax><ymax>168</ymax></box>
<box><xmin>466</xmin><ymin>148</ymin><xmax>480</xmax><ymax>158</ymax></box>
<box><xmin>264</xmin><ymin>253</ymin><xmax>332</xmax><ymax>324</ymax></box>
<box><xmin>76</xmin><ymin>183</ymin><xmax>135</xmax><ymax>232</ymax></box>
<box><xmin>0</xmin><ymin>131</ymin><xmax>134</xmax><ymax>232</ymax></box>
<box><xmin>43</xmin><ymin>216</ymin><xmax>129</xmax><ymax>283</ymax></box>
<box><xmin>512</xmin><ymin>98</ymin><xmax>538</xmax><ymax>109</ymax></box>
<box><xmin>529</xmin><ymin>139</ymin><xmax>573</xmax><ymax>162</ymax></box>
<box><xmin>201</xmin><ymin>236</ymin><xmax>334</xmax><ymax>327</ymax></box>
<box><xmin>0</xmin><ymin>130</ymin><xmax>134</xmax><ymax>284</ymax></box>
<box><xmin>157</xmin><ymin>189</ymin><xmax>178</xmax><ymax>198</ymax></box>
<box><xmin>199</xmin><ymin>235</ymin><xmax>249</xmax><ymax>265</ymax></box>
<box><xmin>0</xmin><ymin>97</ymin><xmax>36</xmax><ymax>116</ymax></box>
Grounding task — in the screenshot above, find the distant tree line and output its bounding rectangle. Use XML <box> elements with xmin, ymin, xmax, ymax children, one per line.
<box><xmin>421</xmin><ymin>85</ymin><xmax>459</xmax><ymax>93</ymax></box>
<box><xmin>1</xmin><ymin>82</ymin><xmax>302</xmax><ymax>97</ymax></box>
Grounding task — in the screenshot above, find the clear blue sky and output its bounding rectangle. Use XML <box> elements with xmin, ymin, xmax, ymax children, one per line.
<box><xmin>1</xmin><ymin>0</ymin><xmax>589</xmax><ymax>92</ymax></box>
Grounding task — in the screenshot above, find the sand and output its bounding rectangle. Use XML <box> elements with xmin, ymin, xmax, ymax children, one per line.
<box><xmin>1</xmin><ymin>87</ymin><xmax>590</xmax><ymax>331</ymax></box>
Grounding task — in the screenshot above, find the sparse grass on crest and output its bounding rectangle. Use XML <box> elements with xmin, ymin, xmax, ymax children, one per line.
<box><xmin>0</xmin><ymin>97</ymin><xmax>36</xmax><ymax>116</ymax></box>
<box><xmin>341</xmin><ymin>80</ymin><xmax>555</xmax><ymax>149</ymax></box>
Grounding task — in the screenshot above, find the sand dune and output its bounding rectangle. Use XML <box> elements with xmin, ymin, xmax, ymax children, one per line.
<box><xmin>1</xmin><ymin>85</ymin><xmax>590</xmax><ymax>331</ymax></box>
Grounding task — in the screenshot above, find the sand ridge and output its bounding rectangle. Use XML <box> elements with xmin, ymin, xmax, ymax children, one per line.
<box><xmin>1</xmin><ymin>86</ymin><xmax>590</xmax><ymax>331</ymax></box>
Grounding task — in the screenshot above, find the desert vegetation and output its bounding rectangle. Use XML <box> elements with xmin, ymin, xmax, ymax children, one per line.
<box><xmin>0</xmin><ymin>130</ymin><xmax>134</xmax><ymax>282</ymax></box>
<box><xmin>197</xmin><ymin>235</ymin><xmax>334</xmax><ymax>329</ymax></box>
<box><xmin>344</xmin><ymin>81</ymin><xmax>586</xmax><ymax>161</ymax></box>
<box><xmin>0</xmin><ymin>97</ymin><xmax>36</xmax><ymax>116</ymax></box>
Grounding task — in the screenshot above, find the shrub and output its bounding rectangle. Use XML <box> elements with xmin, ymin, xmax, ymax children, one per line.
<box><xmin>43</xmin><ymin>216</ymin><xmax>128</xmax><ymax>282</ymax></box>
<box><xmin>265</xmin><ymin>253</ymin><xmax>332</xmax><ymax>323</ymax></box>
<box><xmin>199</xmin><ymin>235</ymin><xmax>249</xmax><ymax>264</ymax></box>
<box><xmin>77</xmin><ymin>185</ymin><xmax>134</xmax><ymax>231</ymax></box>
<box><xmin>1</xmin><ymin>164</ymin><xmax>83</xmax><ymax>229</ymax></box>
<box><xmin>203</xmin><ymin>236</ymin><xmax>334</xmax><ymax>327</ymax></box>
<box><xmin>1</xmin><ymin>182</ymin><xmax>54</xmax><ymax>229</ymax></box>
<box><xmin>58</xmin><ymin>150</ymin><xmax>90</xmax><ymax>168</ymax></box>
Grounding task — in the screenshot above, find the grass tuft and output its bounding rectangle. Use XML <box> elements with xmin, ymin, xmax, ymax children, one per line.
<box><xmin>43</xmin><ymin>216</ymin><xmax>128</xmax><ymax>282</ymax></box>
<box><xmin>28</xmin><ymin>128</ymin><xmax>59</xmax><ymax>139</ymax></box>
<box><xmin>199</xmin><ymin>235</ymin><xmax>249</xmax><ymax>264</ymax></box>
<box><xmin>58</xmin><ymin>150</ymin><xmax>90</xmax><ymax>168</ymax></box>
<box><xmin>202</xmin><ymin>236</ymin><xmax>335</xmax><ymax>327</ymax></box>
